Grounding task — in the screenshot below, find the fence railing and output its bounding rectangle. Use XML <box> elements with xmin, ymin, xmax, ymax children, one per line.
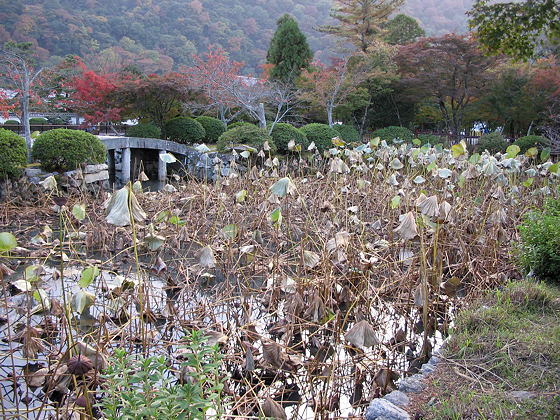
<box><xmin>1</xmin><ymin>124</ymin><xmax>128</xmax><ymax>136</ymax></box>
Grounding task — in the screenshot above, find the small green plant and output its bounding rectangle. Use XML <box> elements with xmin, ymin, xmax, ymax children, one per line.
<box><xmin>517</xmin><ymin>197</ymin><xmax>560</xmax><ymax>284</ymax></box>
<box><xmin>217</xmin><ymin>124</ymin><xmax>275</xmax><ymax>153</ymax></box>
<box><xmin>371</xmin><ymin>126</ymin><xmax>414</xmax><ymax>144</ymax></box>
<box><xmin>0</xmin><ymin>128</ymin><xmax>27</xmax><ymax>178</ymax></box>
<box><xmin>269</xmin><ymin>122</ymin><xmax>309</xmax><ymax>154</ymax></box>
<box><xmin>513</xmin><ymin>135</ymin><xmax>549</xmax><ymax>153</ymax></box>
<box><xmin>98</xmin><ymin>330</ymin><xmax>225</xmax><ymax>419</ymax></box>
<box><xmin>3</xmin><ymin>119</ymin><xmax>19</xmax><ymax>125</ymax></box>
<box><xmin>165</xmin><ymin>117</ymin><xmax>205</xmax><ymax>144</ymax></box>
<box><xmin>126</xmin><ymin>122</ymin><xmax>161</xmax><ymax>139</ymax></box>
<box><xmin>332</xmin><ymin>123</ymin><xmax>360</xmax><ymax>143</ymax></box>
<box><xmin>475</xmin><ymin>132</ymin><xmax>509</xmax><ymax>154</ymax></box>
<box><xmin>195</xmin><ymin>116</ymin><xmax>226</xmax><ymax>143</ymax></box>
<box><xmin>31</xmin><ymin>129</ymin><xmax>106</xmax><ymax>172</ymax></box>
<box><xmin>418</xmin><ymin>133</ymin><xmax>444</xmax><ymax>146</ymax></box>
<box><xmin>299</xmin><ymin>123</ymin><xmax>338</xmax><ymax>153</ymax></box>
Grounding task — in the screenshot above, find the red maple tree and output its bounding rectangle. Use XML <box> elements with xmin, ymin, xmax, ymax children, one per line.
<box><xmin>66</xmin><ymin>58</ymin><xmax>126</xmax><ymax>128</ymax></box>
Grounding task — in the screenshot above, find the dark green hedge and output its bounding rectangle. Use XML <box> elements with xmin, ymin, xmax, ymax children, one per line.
<box><xmin>31</xmin><ymin>129</ymin><xmax>106</xmax><ymax>172</ymax></box>
<box><xmin>299</xmin><ymin>123</ymin><xmax>338</xmax><ymax>153</ymax></box>
<box><xmin>333</xmin><ymin>124</ymin><xmax>360</xmax><ymax>143</ymax></box>
<box><xmin>0</xmin><ymin>128</ymin><xmax>27</xmax><ymax>179</ymax></box>
<box><xmin>476</xmin><ymin>132</ymin><xmax>509</xmax><ymax>154</ymax></box>
<box><xmin>164</xmin><ymin>117</ymin><xmax>205</xmax><ymax>144</ymax></box>
<box><xmin>513</xmin><ymin>135</ymin><xmax>549</xmax><ymax>153</ymax></box>
<box><xmin>196</xmin><ymin>116</ymin><xmax>226</xmax><ymax>143</ymax></box>
<box><xmin>217</xmin><ymin>125</ymin><xmax>275</xmax><ymax>153</ymax></box>
<box><xmin>371</xmin><ymin>126</ymin><xmax>414</xmax><ymax>143</ymax></box>
<box><xmin>270</xmin><ymin>123</ymin><xmax>309</xmax><ymax>154</ymax></box>
<box><xmin>126</xmin><ymin>123</ymin><xmax>161</xmax><ymax>139</ymax></box>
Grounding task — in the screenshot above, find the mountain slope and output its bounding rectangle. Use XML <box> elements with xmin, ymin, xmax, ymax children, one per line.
<box><xmin>0</xmin><ymin>0</ymin><xmax>474</xmax><ymax>73</ymax></box>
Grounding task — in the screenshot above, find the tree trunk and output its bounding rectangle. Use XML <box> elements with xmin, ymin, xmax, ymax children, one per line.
<box><xmin>257</xmin><ymin>103</ymin><xmax>266</xmax><ymax>129</ymax></box>
<box><xmin>527</xmin><ymin>120</ymin><xmax>534</xmax><ymax>136</ymax></box>
<box><xmin>21</xmin><ymin>91</ymin><xmax>32</xmax><ymax>163</ymax></box>
<box><xmin>327</xmin><ymin>105</ymin><xmax>333</xmax><ymax>127</ymax></box>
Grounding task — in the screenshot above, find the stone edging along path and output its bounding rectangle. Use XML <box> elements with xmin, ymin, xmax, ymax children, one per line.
<box><xmin>365</xmin><ymin>349</ymin><xmax>442</xmax><ymax>420</ymax></box>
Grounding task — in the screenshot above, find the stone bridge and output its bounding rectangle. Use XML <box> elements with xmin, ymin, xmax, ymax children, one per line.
<box><xmin>98</xmin><ymin>136</ymin><xmax>196</xmax><ymax>183</ymax></box>
<box><xmin>97</xmin><ymin>136</ymin><xmax>237</xmax><ymax>183</ymax></box>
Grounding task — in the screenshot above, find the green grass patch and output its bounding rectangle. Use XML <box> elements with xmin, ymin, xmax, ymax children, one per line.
<box><xmin>422</xmin><ymin>279</ymin><xmax>560</xmax><ymax>419</ymax></box>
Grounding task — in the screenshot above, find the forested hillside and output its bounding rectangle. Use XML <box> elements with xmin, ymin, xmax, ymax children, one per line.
<box><xmin>0</xmin><ymin>0</ymin><xmax>473</xmax><ymax>73</ymax></box>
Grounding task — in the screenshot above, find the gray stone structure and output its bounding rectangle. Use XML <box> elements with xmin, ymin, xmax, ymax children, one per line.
<box><xmin>98</xmin><ymin>136</ymin><xmax>238</xmax><ymax>184</ymax></box>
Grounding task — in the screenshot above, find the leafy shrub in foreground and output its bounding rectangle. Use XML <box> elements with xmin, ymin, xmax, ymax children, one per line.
<box><xmin>270</xmin><ymin>122</ymin><xmax>309</xmax><ymax>154</ymax></box>
<box><xmin>165</xmin><ymin>117</ymin><xmax>205</xmax><ymax>144</ymax></box>
<box><xmin>0</xmin><ymin>128</ymin><xmax>27</xmax><ymax>178</ymax></box>
<box><xmin>196</xmin><ymin>116</ymin><xmax>226</xmax><ymax>143</ymax></box>
<box><xmin>513</xmin><ymin>135</ymin><xmax>549</xmax><ymax>153</ymax></box>
<box><xmin>333</xmin><ymin>124</ymin><xmax>360</xmax><ymax>143</ymax></box>
<box><xmin>299</xmin><ymin>123</ymin><xmax>338</xmax><ymax>153</ymax></box>
<box><xmin>476</xmin><ymin>132</ymin><xmax>509</xmax><ymax>154</ymax></box>
<box><xmin>31</xmin><ymin>129</ymin><xmax>106</xmax><ymax>172</ymax></box>
<box><xmin>517</xmin><ymin>197</ymin><xmax>560</xmax><ymax>284</ymax></box>
<box><xmin>372</xmin><ymin>126</ymin><xmax>414</xmax><ymax>144</ymax></box>
<box><xmin>126</xmin><ymin>122</ymin><xmax>161</xmax><ymax>139</ymax></box>
<box><xmin>217</xmin><ymin>124</ymin><xmax>275</xmax><ymax>153</ymax></box>
<box><xmin>98</xmin><ymin>330</ymin><xmax>224</xmax><ymax>420</ymax></box>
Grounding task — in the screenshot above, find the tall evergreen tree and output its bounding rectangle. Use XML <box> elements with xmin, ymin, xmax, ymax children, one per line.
<box><xmin>266</xmin><ymin>14</ymin><xmax>313</xmax><ymax>83</ymax></box>
<box><xmin>318</xmin><ymin>0</ymin><xmax>404</xmax><ymax>52</ymax></box>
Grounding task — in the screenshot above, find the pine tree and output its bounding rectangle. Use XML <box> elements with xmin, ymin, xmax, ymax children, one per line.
<box><xmin>266</xmin><ymin>14</ymin><xmax>313</xmax><ymax>83</ymax></box>
<box><xmin>318</xmin><ymin>0</ymin><xmax>404</xmax><ymax>52</ymax></box>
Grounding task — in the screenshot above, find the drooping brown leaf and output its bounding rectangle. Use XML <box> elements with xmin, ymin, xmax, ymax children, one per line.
<box><xmin>394</xmin><ymin>212</ymin><xmax>418</xmax><ymax>241</ymax></box>
<box><xmin>441</xmin><ymin>276</ymin><xmax>461</xmax><ymax>297</ymax></box>
<box><xmin>344</xmin><ymin>320</ymin><xmax>380</xmax><ymax>348</ymax></box>
<box><xmin>26</xmin><ymin>367</ymin><xmax>49</xmax><ymax>388</ymax></box>
<box><xmin>374</xmin><ymin>368</ymin><xmax>399</xmax><ymax>390</ymax></box>
<box><xmin>303</xmin><ymin>290</ymin><xmax>326</xmax><ymax>323</ymax></box>
<box><xmin>262</xmin><ymin>340</ymin><xmax>283</xmax><ymax>369</ymax></box>
<box><xmin>150</xmin><ymin>256</ymin><xmax>167</xmax><ymax>275</ymax></box>
<box><xmin>262</xmin><ymin>397</ymin><xmax>287</xmax><ymax>420</ymax></box>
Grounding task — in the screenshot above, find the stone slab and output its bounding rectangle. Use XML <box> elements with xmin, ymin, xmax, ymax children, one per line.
<box><xmin>398</xmin><ymin>375</ymin><xmax>425</xmax><ymax>393</ymax></box>
<box><xmin>84</xmin><ymin>163</ymin><xmax>108</xmax><ymax>174</ymax></box>
<box><xmin>365</xmin><ymin>398</ymin><xmax>410</xmax><ymax>420</ymax></box>
<box><xmin>84</xmin><ymin>170</ymin><xmax>109</xmax><ymax>184</ymax></box>
<box><xmin>383</xmin><ymin>390</ymin><xmax>410</xmax><ymax>408</ymax></box>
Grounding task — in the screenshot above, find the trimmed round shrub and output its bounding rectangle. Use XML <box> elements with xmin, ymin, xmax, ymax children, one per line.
<box><xmin>333</xmin><ymin>124</ymin><xmax>360</xmax><ymax>143</ymax></box>
<box><xmin>196</xmin><ymin>116</ymin><xmax>226</xmax><ymax>143</ymax></box>
<box><xmin>126</xmin><ymin>123</ymin><xmax>161</xmax><ymax>139</ymax></box>
<box><xmin>299</xmin><ymin>123</ymin><xmax>339</xmax><ymax>153</ymax></box>
<box><xmin>0</xmin><ymin>128</ymin><xmax>27</xmax><ymax>179</ymax></box>
<box><xmin>217</xmin><ymin>125</ymin><xmax>275</xmax><ymax>153</ymax></box>
<box><xmin>475</xmin><ymin>132</ymin><xmax>509</xmax><ymax>154</ymax></box>
<box><xmin>371</xmin><ymin>126</ymin><xmax>414</xmax><ymax>144</ymax></box>
<box><xmin>46</xmin><ymin>116</ymin><xmax>70</xmax><ymax>125</ymax></box>
<box><xmin>164</xmin><ymin>117</ymin><xmax>205</xmax><ymax>144</ymax></box>
<box><xmin>227</xmin><ymin>122</ymin><xmax>256</xmax><ymax>130</ymax></box>
<box><xmin>29</xmin><ymin>117</ymin><xmax>48</xmax><ymax>124</ymax></box>
<box><xmin>513</xmin><ymin>135</ymin><xmax>549</xmax><ymax>153</ymax></box>
<box><xmin>31</xmin><ymin>129</ymin><xmax>106</xmax><ymax>172</ymax></box>
<box><xmin>270</xmin><ymin>123</ymin><xmax>309</xmax><ymax>154</ymax></box>
<box><xmin>3</xmin><ymin>120</ymin><xmax>19</xmax><ymax>125</ymax></box>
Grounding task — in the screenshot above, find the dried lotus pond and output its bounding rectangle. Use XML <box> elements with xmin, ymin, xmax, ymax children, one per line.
<box><xmin>0</xmin><ymin>139</ymin><xmax>557</xmax><ymax>419</ymax></box>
